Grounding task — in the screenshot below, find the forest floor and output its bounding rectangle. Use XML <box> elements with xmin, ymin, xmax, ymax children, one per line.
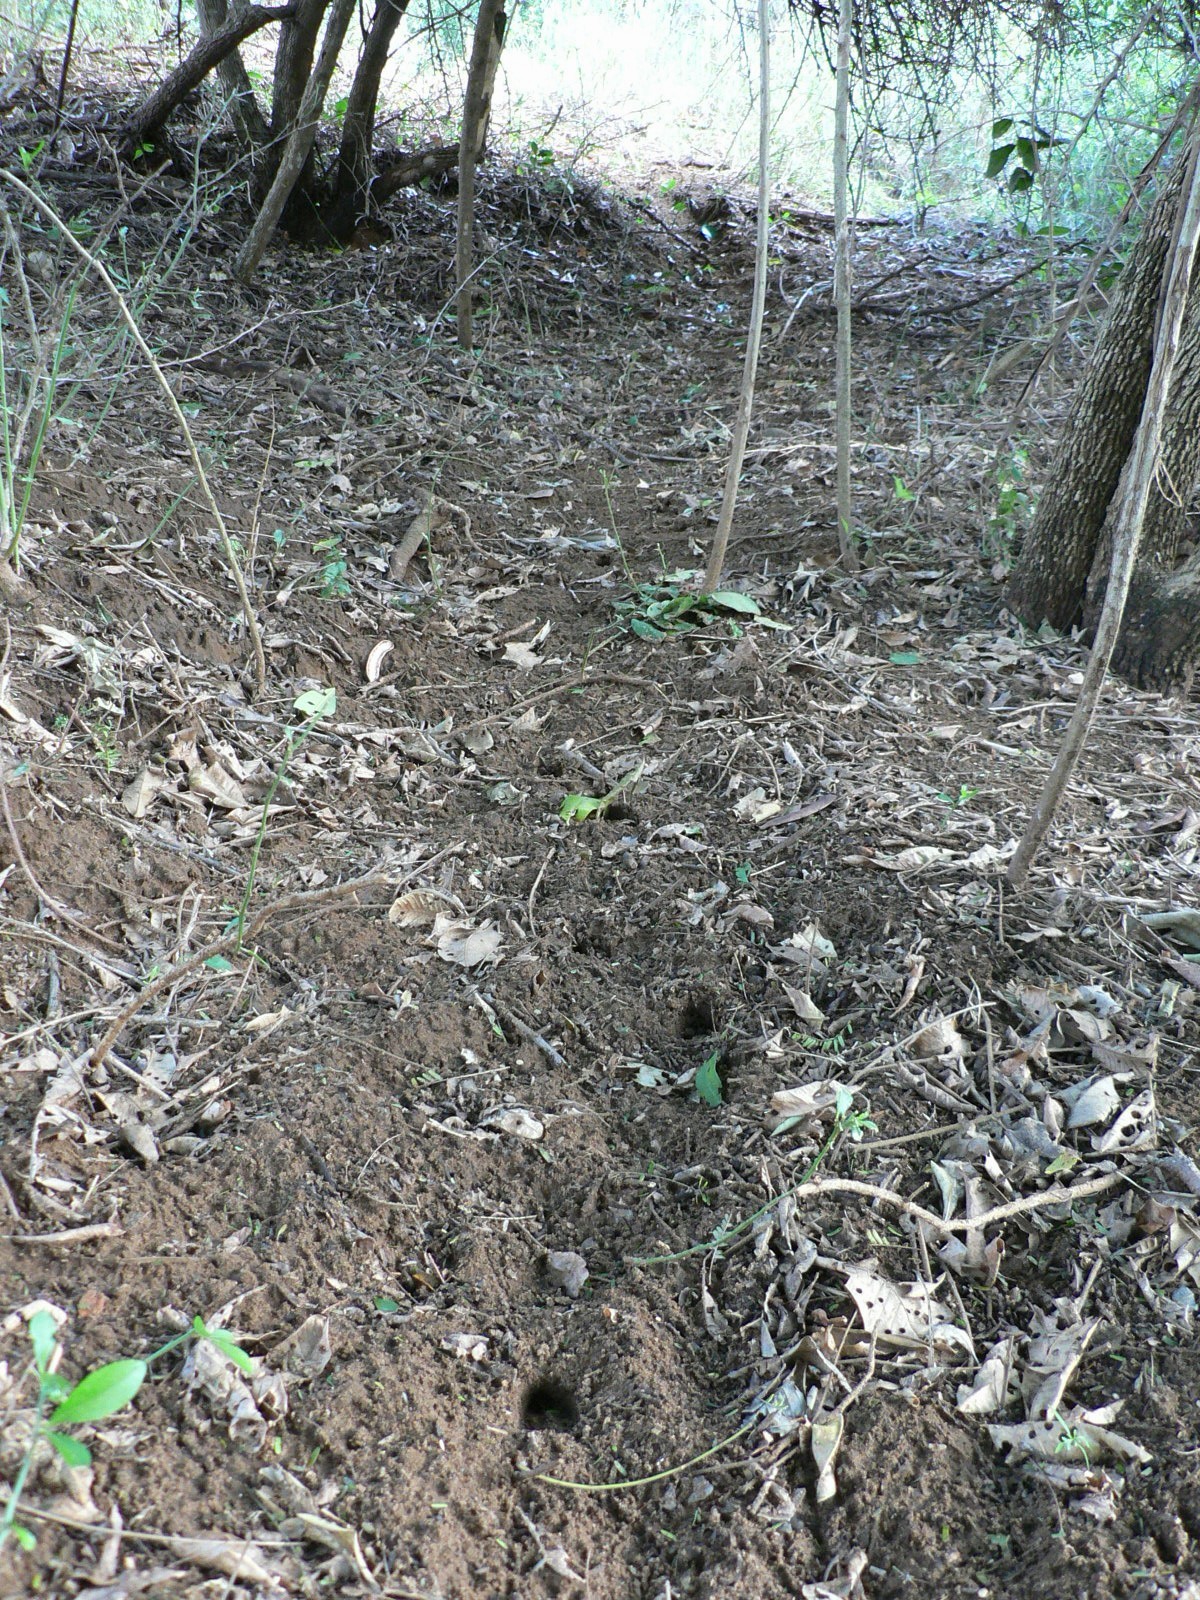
<box><xmin>2</xmin><ymin>83</ymin><xmax>1200</xmax><ymax>1600</ymax></box>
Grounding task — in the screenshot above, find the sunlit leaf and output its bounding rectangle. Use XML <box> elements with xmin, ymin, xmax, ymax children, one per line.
<box><xmin>46</xmin><ymin>1431</ymin><xmax>91</xmax><ymax>1467</ymax></box>
<box><xmin>695</xmin><ymin>1051</ymin><xmax>723</xmax><ymax>1108</ymax></box>
<box><xmin>49</xmin><ymin>1359</ymin><xmax>147</xmax><ymax>1425</ymax></box>
<box><xmin>27</xmin><ymin>1310</ymin><xmax>58</xmax><ymax>1375</ymax></box>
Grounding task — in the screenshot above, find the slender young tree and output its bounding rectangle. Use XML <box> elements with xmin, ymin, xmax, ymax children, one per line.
<box><xmin>455</xmin><ymin>0</ymin><xmax>507</xmax><ymax>350</ymax></box>
<box><xmin>1008</xmin><ymin>116</ymin><xmax>1200</xmax><ymax>886</ymax></box>
<box><xmin>702</xmin><ymin>0</ymin><xmax>770</xmax><ymax>592</ymax></box>
<box><xmin>234</xmin><ymin>0</ymin><xmax>356</xmax><ymax>281</ymax></box>
<box><xmin>833</xmin><ymin>0</ymin><xmax>858</xmax><ymax>572</ymax></box>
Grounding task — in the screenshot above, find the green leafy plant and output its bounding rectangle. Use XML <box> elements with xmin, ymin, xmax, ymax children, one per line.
<box><xmin>310</xmin><ymin>535</ymin><xmax>350</xmax><ymax>597</ymax></box>
<box><xmin>1053</xmin><ymin>1408</ymin><xmax>1092</xmax><ymax>1467</ymax></box>
<box><xmin>936</xmin><ymin>784</ymin><xmax>980</xmax><ymax>807</ymax></box>
<box><xmin>559</xmin><ymin>761</ymin><xmax>644</xmax><ymax>824</ymax></box>
<box><xmin>0</xmin><ymin>1311</ymin><xmax>250</xmax><ymax>1553</ymax></box>
<box><xmin>985</xmin><ymin>116</ymin><xmax>1066</xmax><ymax>194</ymax></box>
<box><xmin>0</xmin><ymin>275</ymin><xmax>80</xmax><ymax>572</ymax></box>
<box><xmin>986</xmin><ymin>445</ymin><xmax>1032</xmax><ymax>559</ymax></box>
<box><xmin>617</xmin><ymin>579</ymin><xmax>762</xmax><ymax>642</ymax></box>
<box><xmin>695</xmin><ymin>1050</ymin><xmax>723</xmax><ymax>1107</ymax></box>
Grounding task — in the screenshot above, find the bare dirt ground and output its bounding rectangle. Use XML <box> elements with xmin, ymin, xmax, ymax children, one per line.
<box><xmin>2</xmin><ymin>86</ymin><xmax>1200</xmax><ymax>1600</ymax></box>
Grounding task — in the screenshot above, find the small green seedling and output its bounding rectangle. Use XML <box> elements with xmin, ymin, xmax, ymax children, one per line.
<box><xmin>1</xmin><ymin>1311</ymin><xmax>250</xmax><ymax>1552</ymax></box>
<box><xmin>618</xmin><ymin>582</ymin><xmax>762</xmax><ymax>642</ymax></box>
<box><xmin>559</xmin><ymin>761</ymin><xmax>643</xmax><ymax>824</ymax></box>
<box><xmin>235</xmin><ymin>686</ymin><xmax>337</xmax><ymax>946</ymax></box>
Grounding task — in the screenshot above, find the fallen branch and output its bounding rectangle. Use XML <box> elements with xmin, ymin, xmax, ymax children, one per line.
<box><xmin>89</xmin><ymin>866</ymin><xmax>390</xmax><ymax>1070</ymax></box>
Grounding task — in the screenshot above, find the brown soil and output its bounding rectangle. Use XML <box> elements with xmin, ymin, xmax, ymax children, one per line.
<box><xmin>2</xmin><ymin>87</ymin><xmax>1200</xmax><ymax>1600</ymax></box>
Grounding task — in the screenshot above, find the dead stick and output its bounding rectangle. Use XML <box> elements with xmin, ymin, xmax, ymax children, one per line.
<box><xmin>89</xmin><ymin>868</ymin><xmax>388</xmax><ymax>1069</ymax></box>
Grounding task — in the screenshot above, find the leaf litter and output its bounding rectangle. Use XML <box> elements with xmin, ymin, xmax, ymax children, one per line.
<box><xmin>1</xmin><ymin>71</ymin><xmax>1200</xmax><ymax>1600</ymax></box>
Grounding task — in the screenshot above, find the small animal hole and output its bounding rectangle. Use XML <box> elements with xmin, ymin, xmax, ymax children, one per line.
<box><xmin>677</xmin><ymin>994</ymin><xmax>716</xmax><ymax>1038</ymax></box>
<box><xmin>521</xmin><ymin>1378</ymin><xmax>580</xmax><ymax>1433</ymax></box>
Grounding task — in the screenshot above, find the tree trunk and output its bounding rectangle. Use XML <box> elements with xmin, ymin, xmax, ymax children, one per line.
<box><xmin>123</xmin><ymin>2</ymin><xmax>294</xmax><ymax>147</ymax></box>
<box><xmin>455</xmin><ymin>0</ymin><xmax>506</xmax><ymax>349</ymax></box>
<box><xmin>1005</xmin><ymin>155</ymin><xmax>1186</xmax><ymax>630</ymax></box>
<box><xmin>322</xmin><ymin>0</ymin><xmax>411</xmax><ymax>243</ymax></box>
<box><xmin>270</xmin><ymin>0</ymin><xmax>328</xmax><ymax>145</ymax></box>
<box><xmin>235</xmin><ymin>0</ymin><xmax>356</xmax><ymax>281</ymax></box>
<box><xmin>195</xmin><ymin>0</ymin><xmax>270</xmax><ymax>148</ymax></box>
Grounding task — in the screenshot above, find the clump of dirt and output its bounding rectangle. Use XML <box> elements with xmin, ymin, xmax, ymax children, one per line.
<box><xmin>1</xmin><ymin>60</ymin><xmax>1200</xmax><ymax>1600</ymax></box>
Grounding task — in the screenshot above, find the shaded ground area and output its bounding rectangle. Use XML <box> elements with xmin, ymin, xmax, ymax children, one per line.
<box><xmin>2</xmin><ymin>94</ymin><xmax>1200</xmax><ymax>1600</ymax></box>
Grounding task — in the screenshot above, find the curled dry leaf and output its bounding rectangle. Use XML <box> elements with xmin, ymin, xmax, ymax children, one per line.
<box><xmin>164</xmin><ymin>1537</ymin><xmax>286</xmax><ymax>1587</ymax></box>
<box><xmin>811</xmin><ymin>1412</ymin><xmax>844</xmax><ymax>1504</ymax></box>
<box><xmin>911</xmin><ymin>1015</ymin><xmax>966</xmax><ymax>1060</ymax></box>
<box><xmin>987</xmin><ymin>1407</ymin><xmax>1151</xmax><ymax>1466</ymax></box>
<box><xmin>442</xmin><ymin>1332</ymin><xmax>489</xmax><ymax>1361</ymax></box>
<box><xmin>121</xmin><ymin>767</ymin><xmax>167</xmax><ymax>818</ymax></box>
<box><xmin>435</xmin><ymin>917</ymin><xmax>504</xmax><ymax>968</ymax></box>
<box><xmin>956</xmin><ymin>1336</ymin><xmax>1020</xmax><ymax>1416</ymax></box>
<box><xmin>363</xmin><ymin>639</ymin><xmax>393</xmax><ymax>683</ymax></box>
<box><xmin>183</xmin><ymin>1336</ymin><xmax>268</xmax><ymax>1452</ymax></box>
<box><xmin>1092</xmin><ymin>1087</ymin><xmax>1157</xmax><ymax>1154</ymax></box>
<box><xmin>281</xmin><ymin>1511</ymin><xmax>379</xmax><ymax>1589</ymax></box>
<box><xmin>188</xmin><ymin>761</ymin><xmax>249</xmax><ymax>810</ymax></box>
<box><xmin>873</xmin><ymin>845</ymin><xmax>953</xmax><ymax>872</ymax></box>
<box><xmin>1063</xmin><ymin>1075</ymin><xmax>1122</xmax><ymax>1130</ymax></box>
<box><xmin>273</xmin><ymin>1314</ymin><xmax>332</xmax><ymax>1382</ymax></box>
<box><xmin>843</xmin><ymin>1266</ymin><xmax>972</xmax><ymax>1356</ymax></box>
<box><xmin>768</xmin><ymin>1079</ymin><xmax>850</xmax><ymax>1135</ymax></box>
<box><xmin>478</xmin><ymin>1106</ymin><xmax>543</xmax><ymax>1140</ymax></box>
<box><xmin>502</xmin><ymin>641</ymin><xmax>542</xmax><ymax>671</ymax></box>
<box><xmin>773</xmin><ymin>923</ymin><xmax>837</xmax><ymax>967</ymax></box>
<box><xmin>781</xmin><ymin>982</ymin><xmax>825</xmax><ymax>1024</ymax></box>
<box><xmin>387</xmin><ymin>887</ymin><xmax>460</xmax><ymax>926</ymax></box>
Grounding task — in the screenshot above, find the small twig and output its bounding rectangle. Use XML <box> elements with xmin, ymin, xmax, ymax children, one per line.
<box><xmin>0</xmin><ymin>772</ymin><xmax>124</xmax><ymax>953</ymax></box>
<box><xmin>3</xmin><ymin>1221</ymin><xmax>122</xmax><ymax>1246</ymax></box>
<box><xmin>528</xmin><ymin>1418</ymin><xmax>755</xmax><ymax>1493</ymax></box>
<box><xmin>786</xmin><ymin>1171</ymin><xmax>1125</xmax><ymax>1235</ymax></box>
<box><xmin>89</xmin><ymin>867</ymin><xmax>390</xmax><ymax>1070</ymax></box>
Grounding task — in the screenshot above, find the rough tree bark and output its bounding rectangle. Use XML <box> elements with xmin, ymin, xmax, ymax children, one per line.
<box><xmin>455</xmin><ymin>0</ymin><xmax>506</xmax><ymax>349</ymax></box>
<box><xmin>322</xmin><ymin>0</ymin><xmax>412</xmax><ymax>241</ymax></box>
<box><xmin>123</xmin><ymin>2</ymin><xmax>294</xmax><ymax>147</ymax></box>
<box><xmin>1007</xmin><ymin>135</ymin><xmax>1200</xmax><ymax>691</ymax></box>
<box><xmin>270</xmin><ymin>0</ymin><xmax>328</xmax><ymax>143</ymax></box>
<box><xmin>1006</xmin><ymin>155</ymin><xmax>1185</xmax><ymax>630</ymax></box>
<box><xmin>234</xmin><ymin>0</ymin><xmax>356</xmax><ymax>281</ymax></box>
<box><xmin>194</xmin><ymin>0</ymin><xmax>270</xmax><ymax>148</ymax></box>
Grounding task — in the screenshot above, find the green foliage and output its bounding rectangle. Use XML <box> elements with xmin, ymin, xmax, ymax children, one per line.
<box><xmin>984</xmin><ymin>117</ymin><xmax>1066</xmax><ymax>195</ymax></box>
<box><xmin>235</xmin><ymin>687</ymin><xmax>337</xmax><ymax>947</ymax></box>
<box><xmin>695</xmin><ymin>1050</ymin><xmax>723</xmax><ymax>1108</ymax></box>
<box><xmin>986</xmin><ymin>445</ymin><xmax>1032</xmax><ymax>561</ymax></box>
<box><xmin>617</xmin><ymin>579</ymin><xmax>762</xmax><ymax>642</ymax></box>
<box><xmin>0</xmin><ymin>1308</ymin><xmax>249</xmax><ymax>1552</ymax></box>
